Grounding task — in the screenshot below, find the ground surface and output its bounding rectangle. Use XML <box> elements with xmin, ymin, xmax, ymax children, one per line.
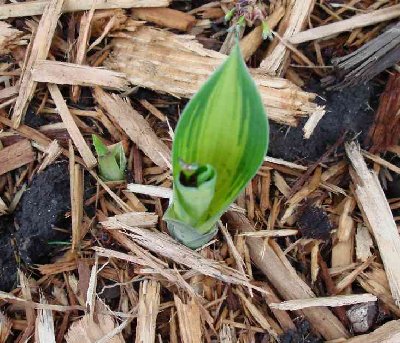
<box><xmin>0</xmin><ymin>1</ymin><xmax>399</xmax><ymax>342</ymax></box>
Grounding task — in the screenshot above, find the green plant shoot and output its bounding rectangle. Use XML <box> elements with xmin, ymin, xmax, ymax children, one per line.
<box><xmin>164</xmin><ymin>44</ymin><xmax>269</xmax><ymax>249</ymax></box>
<box><xmin>92</xmin><ymin>134</ymin><xmax>126</xmax><ymax>182</ymax></box>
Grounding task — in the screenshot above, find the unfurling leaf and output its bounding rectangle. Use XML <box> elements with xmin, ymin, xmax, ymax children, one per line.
<box><xmin>92</xmin><ymin>134</ymin><xmax>126</xmax><ymax>182</ymax></box>
<box><xmin>164</xmin><ymin>44</ymin><xmax>269</xmax><ymax>249</ymax></box>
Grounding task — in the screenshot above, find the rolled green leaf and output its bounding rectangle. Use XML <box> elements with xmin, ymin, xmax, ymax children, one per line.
<box><xmin>92</xmin><ymin>134</ymin><xmax>126</xmax><ymax>182</ymax></box>
<box><xmin>164</xmin><ymin>44</ymin><xmax>269</xmax><ymax>249</ymax></box>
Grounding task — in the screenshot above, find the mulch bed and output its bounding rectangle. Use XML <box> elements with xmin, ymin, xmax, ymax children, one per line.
<box><xmin>0</xmin><ymin>0</ymin><xmax>400</xmax><ymax>342</ymax></box>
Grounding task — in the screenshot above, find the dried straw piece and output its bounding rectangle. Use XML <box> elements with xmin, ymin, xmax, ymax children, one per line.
<box><xmin>32</xmin><ymin>61</ymin><xmax>128</xmax><ymax>90</ymax></box>
<box><xmin>105</xmin><ymin>26</ymin><xmax>323</xmax><ymax>126</ymax></box>
<box><xmin>135</xmin><ymin>280</ymin><xmax>160</xmax><ymax>343</ymax></box>
<box><xmin>260</xmin><ymin>0</ymin><xmax>315</xmax><ymax>76</ymax></box>
<box><xmin>270</xmin><ymin>294</ymin><xmax>377</xmax><ymax>311</ymax></box>
<box><xmin>37</xmin><ymin>140</ymin><xmax>62</xmax><ymax>172</ymax></box>
<box><xmin>48</xmin><ymin>83</ymin><xmax>97</xmax><ymax>169</ymax></box>
<box><xmin>346</xmin><ymin>142</ymin><xmax>400</xmax><ymax>307</ymax></box>
<box><xmin>0</xmin><ymin>139</ymin><xmax>35</xmax><ymax>176</ymax></box>
<box><xmin>132</xmin><ymin>8</ymin><xmax>196</xmax><ymax>31</ymax></box>
<box><xmin>289</xmin><ymin>4</ymin><xmax>400</xmax><ymax>45</ymax></box>
<box><xmin>94</xmin><ymin>87</ymin><xmax>171</xmax><ymax>168</ymax></box>
<box><xmin>0</xmin><ymin>0</ymin><xmax>170</xmax><ymax>19</ymax></box>
<box><xmin>225</xmin><ymin>211</ymin><xmax>349</xmax><ymax>340</ymax></box>
<box><xmin>174</xmin><ymin>296</ymin><xmax>202</xmax><ymax>343</ymax></box>
<box><xmin>11</xmin><ymin>0</ymin><xmax>64</xmax><ymax>128</ymax></box>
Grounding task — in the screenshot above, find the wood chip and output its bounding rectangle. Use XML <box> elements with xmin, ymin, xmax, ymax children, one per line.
<box><xmin>345</xmin><ymin>319</ymin><xmax>400</xmax><ymax>343</ymax></box>
<box><xmin>102</xmin><ymin>216</ymin><xmax>257</xmax><ymax>290</ymax></box>
<box><xmin>0</xmin><ymin>312</ymin><xmax>12</xmax><ymax>342</ymax></box>
<box><xmin>0</xmin><ymin>139</ymin><xmax>35</xmax><ymax>176</ymax></box>
<box><xmin>136</xmin><ymin>280</ymin><xmax>160</xmax><ymax>343</ymax></box>
<box><xmin>270</xmin><ymin>294</ymin><xmax>377</xmax><ymax>310</ymax></box>
<box><xmin>105</xmin><ymin>26</ymin><xmax>323</xmax><ymax>127</ymax></box>
<box><xmin>127</xmin><ymin>183</ymin><xmax>172</xmax><ymax>198</ymax></box>
<box><xmin>260</xmin><ymin>0</ymin><xmax>315</xmax><ymax>75</ymax></box>
<box><xmin>225</xmin><ymin>211</ymin><xmax>349</xmax><ymax>340</ymax></box>
<box><xmin>70</xmin><ymin>157</ymin><xmax>84</xmax><ymax>252</ymax></box>
<box><xmin>0</xmin><ymin>21</ymin><xmax>23</xmax><ymax>54</ymax></box>
<box><xmin>94</xmin><ymin>87</ymin><xmax>170</xmax><ymax>168</ymax></box>
<box><xmin>65</xmin><ymin>314</ymin><xmax>125</xmax><ymax>343</ymax></box>
<box><xmin>48</xmin><ymin>83</ymin><xmax>97</xmax><ymax>169</ymax></box>
<box><xmin>35</xmin><ymin>297</ymin><xmax>56</xmax><ymax>343</ymax></box>
<box><xmin>32</xmin><ymin>61</ymin><xmax>128</xmax><ymax>90</ymax></box>
<box><xmin>132</xmin><ymin>8</ymin><xmax>196</xmax><ymax>31</ymax></box>
<box><xmin>11</xmin><ymin>0</ymin><xmax>64</xmax><ymax>128</ymax></box>
<box><xmin>356</xmin><ymin>225</ymin><xmax>373</xmax><ymax>262</ymax></box>
<box><xmin>105</xmin><ymin>212</ymin><xmax>158</xmax><ymax>228</ymax></box>
<box><xmin>346</xmin><ymin>142</ymin><xmax>400</xmax><ymax>307</ymax></box>
<box><xmin>0</xmin><ymin>0</ymin><xmax>170</xmax><ymax>19</ymax></box>
<box><xmin>174</xmin><ymin>296</ymin><xmax>202</xmax><ymax>343</ymax></box>
<box><xmin>289</xmin><ymin>4</ymin><xmax>400</xmax><ymax>45</ymax></box>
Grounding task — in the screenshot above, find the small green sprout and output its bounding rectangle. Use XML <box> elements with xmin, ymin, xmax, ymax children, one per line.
<box><xmin>225</xmin><ymin>0</ymin><xmax>272</xmax><ymax>40</ymax></box>
<box><xmin>92</xmin><ymin>134</ymin><xmax>126</xmax><ymax>182</ymax></box>
<box><xmin>163</xmin><ymin>44</ymin><xmax>269</xmax><ymax>249</ymax></box>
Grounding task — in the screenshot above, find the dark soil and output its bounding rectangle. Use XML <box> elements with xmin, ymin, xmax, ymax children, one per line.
<box><xmin>280</xmin><ymin>319</ymin><xmax>323</xmax><ymax>343</ymax></box>
<box><xmin>297</xmin><ymin>206</ymin><xmax>332</xmax><ymax>240</ymax></box>
<box><xmin>268</xmin><ymin>82</ymin><xmax>374</xmax><ymax>162</ymax></box>
<box><xmin>15</xmin><ymin>163</ymin><xmax>71</xmax><ymax>264</ymax></box>
<box><xmin>0</xmin><ymin>216</ymin><xmax>18</xmax><ymax>291</ymax></box>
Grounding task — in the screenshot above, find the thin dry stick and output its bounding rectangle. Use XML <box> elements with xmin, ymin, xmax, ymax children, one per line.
<box><xmin>224</xmin><ymin>211</ymin><xmax>349</xmax><ymax>341</ymax></box>
<box><xmin>70</xmin><ymin>150</ymin><xmax>84</xmax><ymax>252</ymax></box>
<box><xmin>11</xmin><ymin>0</ymin><xmax>64</xmax><ymax>128</ymax></box>
<box><xmin>346</xmin><ymin>141</ymin><xmax>400</xmax><ymax>307</ymax></box>
<box><xmin>289</xmin><ymin>4</ymin><xmax>400</xmax><ymax>44</ymax></box>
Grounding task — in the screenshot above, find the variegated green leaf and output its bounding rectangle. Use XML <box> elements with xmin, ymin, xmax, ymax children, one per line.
<box><xmin>164</xmin><ymin>44</ymin><xmax>269</xmax><ymax>248</ymax></box>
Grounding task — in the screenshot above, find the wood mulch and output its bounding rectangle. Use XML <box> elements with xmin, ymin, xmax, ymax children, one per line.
<box><xmin>0</xmin><ymin>0</ymin><xmax>400</xmax><ymax>342</ymax></box>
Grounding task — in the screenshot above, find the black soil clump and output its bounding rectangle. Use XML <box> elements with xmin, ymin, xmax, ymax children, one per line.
<box><xmin>297</xmin><ymin>206</ymin><xmax>332</xmax><ymax>240</ymax></box>
<box><xmin>280</xmin><ymin>320</ymin><xmax>323</xmax><ymax>343</ymax></box>
<box><xmin>268</xmin><ymin>82</ymin><xmax>374</xmax><ymax>162</ymax></box>
<box><xmin>0</xmin><ymin>216</ymin><xmax>18</xmax><ymax>291</ymax></box>
<box><xmin>16</xmin><ymin>163</ymin><xmax>71</xmax><ymax>264</ymax></box>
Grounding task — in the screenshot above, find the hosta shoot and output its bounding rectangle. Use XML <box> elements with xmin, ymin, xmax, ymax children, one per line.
<box><xmin>164</xmin><ymin>44</ymin><xmax>269</xmax><ymax>249</ymax></box>
<box><xmin>92</xmin><ymin>134</ymin><xmax>126</xmax><ymax>182</ymax></box>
